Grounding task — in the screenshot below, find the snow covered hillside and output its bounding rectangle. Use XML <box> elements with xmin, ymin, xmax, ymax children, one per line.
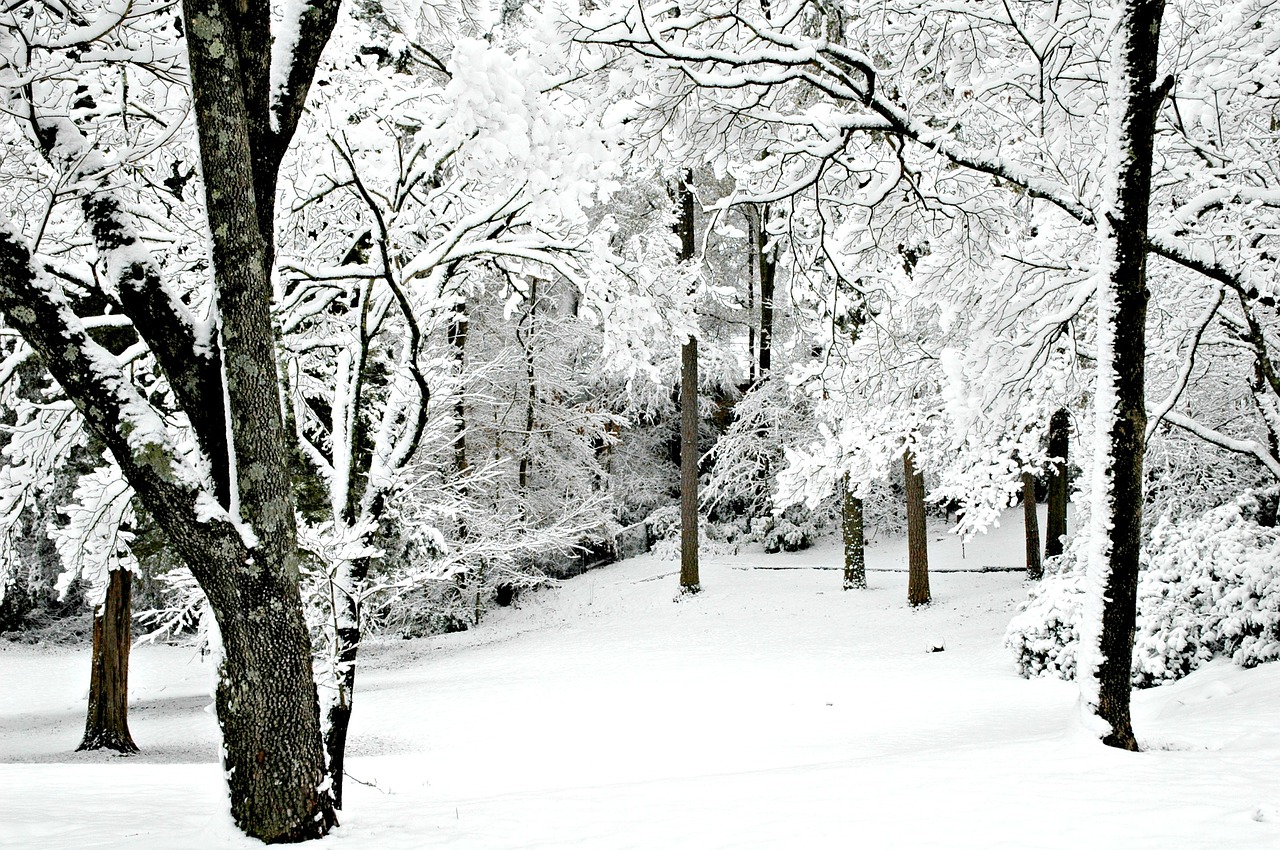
<box><xmin>3</xmin><ymin>514</ymin><xmax>1279</xmax><ymax>849</ymax></box>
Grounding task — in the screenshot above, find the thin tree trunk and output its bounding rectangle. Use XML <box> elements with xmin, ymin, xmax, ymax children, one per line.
<box><xmin>757</xmin><ymin>205</ymin><xmax>776</xmax><ymax>381</ymax></box>
<box><xmin>78</xmin><ymin>568</ymin><xmax>138</xmax><ymax>754</ymax></box>
<box><xmin>841</xmin><ymin>478</ymin><xmax>866</xmax><ymax>590</ymax></box>
<box><xmin>323</xmin><ymin>552</ymin><xmax>371</xmax><ymax>810</ymax></box>
<box><xmin>1045</xmin><ymin>408</ymin><xmax>1069</xmax><ymax>559</ymax></box>
<box><xmin>1081</xmin><ymin>0</ymin><xmax>1169</xmax><ymax>753</ymax></box>
<box><xmin>904</xmin><ymin>449</ymin><xmax>930</xmax><ymax>606</ymax></box>
<box><xmin>450</xmin><ymin>302</ymin><xmax>469</xmax><ymax>539</ymax></box>
<box><xmin>1023</xmin><ymin>473</ymin><xmax>1043</xmax><ymax>580</ymax></box>
<box><xmin>745</xmin><ymin>207</ymin><xmax>758</xmax><ymax>384</ymax></box>
<box><xmin>518</xmin><ymin>279</ymin><xmax>537</xmax><ymax>500</ymax></box>
<box><xmin>675</xmin><ymin>173</ymin><xmax>700</xmax><ymax>593</ymax></box>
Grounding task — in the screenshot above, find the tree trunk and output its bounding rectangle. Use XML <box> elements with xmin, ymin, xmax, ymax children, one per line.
<box><xmin>904</xmin><ymin>449</ymin><xmax>930</xmax><ymax>606</ymax></box>
<box><xmin>744</xmin><ymin>206</ymin><xmax>758</xmax><ymax>384</ymax></box>
<box><xmin>757</xmin><ymin>205</ymin><xmax>776</xmax><ymax>381</ymax></box>
<box><xmin>181</xmin><ymin>0</ymin><xmax>341</xmax><ymax>833</ymax></box>
<box><xmin>518</xmin><ymin>279</ymin><xmax>538</xmax><ymax>500</ymax></box>
<box><xmin>1045</xmin><ymin>408</ymin><xmax>1069</xmax><ymax>559</ymax></box>
<box><xmin>322</xmin><ymin>553</ymin><xmax>370</xmax><ymax>810</ymax></box>
<box><xmin>675</xmin><ymin>173</ymin><xmax>700</xmax><ymax>593</ymax></box>
<box><xmin>1080</xmin><ymin>0</ymin><xmax>1169</xmax><ymax>753</ymax></box>
<box><xmin>450</xmin><ymin>302</ymin><xmax>470</xmax><ymax>539</ymax></box>
<box><xmin>208</xmin><ymin>565</ymin><xmax>336</xmax><ymax>841</ymax></box>
<box><xmin>78</xmin><ymin>568</ymin><xmax>138</xmax><ymax>754</ymax></box>
<box><xmin>1023</xmin><ymin>473</ymin><xmax>1043</xmax><ymax>580</ymax></box>
<box><xmin>841</xmin><ymin>478</ymin><xmax>866</xmax><ymax>590</ymax></box>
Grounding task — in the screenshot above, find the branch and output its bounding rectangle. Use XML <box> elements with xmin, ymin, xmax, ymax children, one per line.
<box><xmin>1161</xmin><ymin>410</ymin><xmax>1280</xmax><ymax>480</ymax></box>
<box><xmin>0</xmin><ymin>220</ymin><xmax>249</xmax><ymax>590</ymax></box>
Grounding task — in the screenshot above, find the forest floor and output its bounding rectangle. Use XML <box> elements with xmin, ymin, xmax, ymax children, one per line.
<box><xmin>3</xmin><ymin>509</ymin><xmax>1280</xmax><ymax>849</ymax></box>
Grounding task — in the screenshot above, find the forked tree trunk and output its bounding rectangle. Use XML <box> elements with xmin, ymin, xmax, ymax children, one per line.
<box><xmin>1080</xmin><ymin>0</ymin><xmax>1169</xmax><ymax>753</ymax></box>
<box><xmin>675</xmin><ymin>173</ymin><xmax>700</xmax><ymax>593</ymax></box>
<box><xmin>841</xmin><ymin>478</ymin><xmax>866</xmax><ymax>590</ymax></box>
<box><xmin>904</xmin><ymin>449</ymin><xmax>930</xmax><ymax>606</ymax></box>
<box><xmin>1045</xmin><ymin>408</ymin><xmax>1070</xmax><ymax>559</ymax></box>
<box><xmin>1023</xmin><ymin>473</ymin><xmax>1043</xmax><ymax>580</ymax></box>
<box><xmin>78</xmin><ymin>568</ymin><xmax>138</xmax><ymax>754</ymax></box>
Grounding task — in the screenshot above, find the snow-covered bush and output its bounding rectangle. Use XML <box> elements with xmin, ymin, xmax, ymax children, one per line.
<box><xmin>1006</xmin><ymin>490</ymin><xmax>1280</xmax><ymax>686</ymax></box>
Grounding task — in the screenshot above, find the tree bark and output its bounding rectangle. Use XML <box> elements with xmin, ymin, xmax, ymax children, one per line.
<box><xmin>78</xmin><ymin>568</ymin><xmax>138</xmax><ymax>754</ymax></box>
<box><xmin>1023</xmin><ymin>473</ymin><xmax>1043</xmax><ymax>581</ymax></box>
<box><xmin>1045</xmin><ymin>408</ymin><xmax>1069</xmax><ymax>559</ymax></box>
<box><xmin>757</xmin><ymin>205</ymin><xmax>776</xmax><ymax>381</ymax></box>
<box><xmin>181</xmin><ymin>0</ymin><xmax>341</xmax><ymax>834</ymax></box>
<box><xmin>1081</xmin><ymin>0</ymin><xmax>1169</xmax><ymax>753</ymax></box>
<box><xmin>450</xmin><ymin>302</ymin><xmax>470</xmax><ymax>539</ymax></box>
<box><xmin>675</xmin><ymin>173</ymin><xmax>700</xmax><ymax>593</ymax></box>
<box><xmin>904</xmin><ymin>449</ymin><xmax>930</xmax><ymax>606</ymax></box>
<box><xmin>841</xmin><ymin>478</ymin><xmax>866</xmax><ymax>590</ymax></box>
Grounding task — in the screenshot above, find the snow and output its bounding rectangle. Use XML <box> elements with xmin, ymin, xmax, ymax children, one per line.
<box><xmin>3</xmin><ymin>511</ymin><xmax>1280</xmax><ymax>849</ymax></box>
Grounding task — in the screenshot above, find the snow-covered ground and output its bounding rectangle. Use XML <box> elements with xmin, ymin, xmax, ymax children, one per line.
<box><xmin>3</xmin><ymin>511</ymin><xmax>1280</xmax><ymax>849</ymax></box>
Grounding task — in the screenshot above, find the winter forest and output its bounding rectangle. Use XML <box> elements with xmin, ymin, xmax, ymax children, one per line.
<box><xmin>0</xmin><ymin>0</ymin><xmax>1278</xmax><ymax>845</ymax></box>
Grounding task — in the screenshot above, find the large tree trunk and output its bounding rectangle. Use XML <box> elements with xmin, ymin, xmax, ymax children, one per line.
<box><xmin>1023</xmin><ymin>473</ymin><xmax>1043</xmax><ymax>580</ymax></box>
<box><xmin>1045</xmin><ymin>408</ymin><xmax>1070</xmax><ymax>559</ymax></box>
<box><xmin>675</xmin><ymin>173</ymin><xmax>700</xmax><ymax>593</ymax></box>
<box><xmin>904</xmin><ymin>449</ymin><xmax>930</xmax><ymax>606</ymax></box>
<box><xmin>78</xmin><ymin>568</ymin><xmax>138</xmax><ymax>754</ymax></box>
<box><xmin>207</xmin><ymin>564</ymin><xmax>335</xmax><ymax>841</ymax></box>
<box><xmin>1080</xmin><ymin>0</ymin><xmax>1169</xmax><ymax>753</ymax></box>
<box><xmin>841</xmin><ymin>478</ymin><xmax>866</xmax><ymax>590</ymax></box>
<box><xmin>181</xmin><ymin>0</ymin><xmax>341</xmax><ymax>834</ymax></box>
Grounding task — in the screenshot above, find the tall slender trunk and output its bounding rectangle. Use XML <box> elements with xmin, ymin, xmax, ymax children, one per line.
<box><xmin>1080</xmin><ymin>0</ymin><xmax>1169</xmax><ymax>753</ymax></box>
<box><xmin>675</xmin><ymin>173</ymin><xmax>700</xmax><ymax>593</ymax></box>
<box><xmin>757</xmin><ymin>206</ymin><xmax>776</xmax><ymax>381</ymax></box>
<box><xmin>1023</xmin><ymin>473</ymin><xmax>1043</xmax><ymax>580</ymax></box>
<box><xmin>1045</xmin><ymin>408</ymin><xmax>1070</xmax><ymax>559</ymax></box>
<box><xmin>323</xmin><ymin>552</ymin><xmax>370</xmax><ymax>810</ymax></box>
<box><xmin>745</xmin><ymin>207</ymin><xmax>758</xmax><ymax>384</ymax></box>
<box><xmin>904</xmin><ymin>449</ymin><xmax>930</xmax><ymax>606</ymax></box>
<box><xmin>450</xmin><ymin>302</ymin><xmax>470</xmax><ymax>539</ymax></box>
<box><xmin>78</xmin><ymin>568</ymin><xmax>138</xmax><ymax>754</ymax></box>
<box><xmin>518</xmin><ymin>280</ymin><xmax>537</xmax><ymax>500</ymax></box>
<box><xmin>841</xmin><ymin>478</ymin><xmax>866</xmax><ymax>590</ymax></box>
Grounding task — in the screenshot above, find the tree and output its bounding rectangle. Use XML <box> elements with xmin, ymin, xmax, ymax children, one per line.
<box><xmin>1045</xmin><ymin>409</ymin><xmax>1070</xmax><ymax>560</ymax></box>
<box><xmin>79</xmin><ymin>568</ymin><xmax>137</xmax><ymax>753</ymax></box>
<box><xmin>675</xmin><ymin>173</ymin><xmax>701</xmax><ymax>593</ymax></box>
<box><xmin>0</xmin><ymin>0</ymin><xmax>341</xmax><ymax>837</ymax></box>
<box><xmin>904</xmin><ymin>448</ymin><xmax>930</xmax><ymax>606</ymax></box>
<box><xmin>1074</xmin><ymin>0</ymin><xmax>1169</xmax><ymax>753</ymax></box>
<box><xmin>1023</xmin><ymin>473</ymin><xmax>1042</xmax><ymax>581</ymax></box>
<box><xmin>841</xmin><ymin>476</ymin><xmax>866</xmax><ymax>590</ymax></box>
<box><xmin>578</xmin><ymin>0</ymin><xmax>1280</xmax><ymax>749</ymax></box>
